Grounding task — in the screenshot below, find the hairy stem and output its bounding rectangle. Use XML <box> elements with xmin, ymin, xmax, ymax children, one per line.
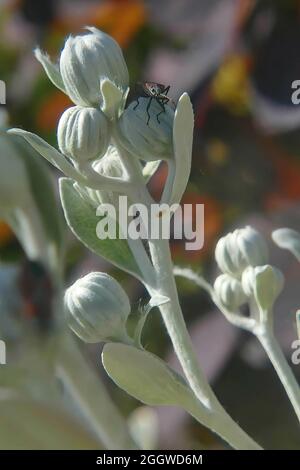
<box><xmin>258</xmin><ymin>329</ymin><xmax>300</xmax><ymax>422</ymax></box>
<box><xmin>147</xmin><ymin>238</ymin><xmax>261</xmax><ymax>449</ymax></box>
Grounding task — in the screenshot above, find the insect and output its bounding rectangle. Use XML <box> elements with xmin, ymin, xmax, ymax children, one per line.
<box><xmin>133</xmin><ymin>82</ymin><xmax>173</xmax><ymax>125</ymax></box>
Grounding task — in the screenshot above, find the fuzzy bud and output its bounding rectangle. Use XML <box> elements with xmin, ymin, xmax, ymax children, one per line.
<box><xmin>64</xmin><ymin>272</ymin><xmax>131</xmax><ymax>343</ymax></box>
<box><xmin>242</xmin><ymin>265</ymin><xmax>284</xmax><ymax>312</ymax></box>
<box><xmin>57</xmin><ymin>106</ymin><xmax>109</xmax><ymax>163</ymax></box>
<box><xmin>215</xmin><ymin>226</ymin><xmax>268</xmax><ymax>278</ymax></box>
<box><xmin>214</xmin><ymin>274</ymin><xmax>247</xmax><ymax>311</ymax></box>
<box><xmin>118</xmin><ymin>98</ymin><xmax>174</xmax><ymax>161</ymax></box>
<box><xmin>60</xmin><ymin>27</ymin><xmax>129</xmax><ymax>106</ymax></box>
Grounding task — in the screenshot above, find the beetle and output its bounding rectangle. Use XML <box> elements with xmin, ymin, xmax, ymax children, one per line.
<box><xmin>133</xmin><ymin>82</ymin><xmax>173</xmax><ymax>125</ymax></box>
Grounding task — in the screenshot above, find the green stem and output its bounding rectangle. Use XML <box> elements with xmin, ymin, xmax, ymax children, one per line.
<box><xmin>147</xmin><ymin>238</ymin><xmax>261</xmax><ymax>449</ymax></box>
<box><xmin>185</xmin><ymin>401</ymin><xmax>260</xmax><ymax>450</ymax></box>
<box><xmin>258</xmin><ymin>330</ymin><xmax>300</xmax><ymax>422</ymax></box>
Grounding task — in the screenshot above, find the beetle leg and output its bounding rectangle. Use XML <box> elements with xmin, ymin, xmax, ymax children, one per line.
<box><xmin>133</xmin><ymin>97</ymin><xmax>140</xmax><ymax>110</ymax></box>
<box><xmin>156</xmin><ymin>100</ymin><xmax>166</xmax><ymax>124</ymax></box>
<box><xmin>163</xmin><ymin>85</ymin><xmax>170</xmax><ymax>95</ymax></box>
<box><xmin>146</xmin><ymin>97</ymin><xmax>153</xmax><ymax>125</ymax></box>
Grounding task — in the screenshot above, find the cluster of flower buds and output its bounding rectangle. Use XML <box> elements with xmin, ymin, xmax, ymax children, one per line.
<box><xmin>36</xmin><ymin>27</ymin><xmax>129</xmax><ymax>167</ymax></box>
<box><xmin>7</xmin><ymin>26</ymin><xmax>195</xmax><ymax>344</ymax></box>
<box><xmin>32</xmin><ymin>27</ymin><xmax>178</xmax><ymax>174</ymax></box>
<box><xmin>9</xmin><ymin>26</ymin><xmax>194</xmax><ymax>215</ymax></box>
<box><xmin>214</xmin><ymin>226</ymin><xmax>284</xmax><ymax>316</ymax></box>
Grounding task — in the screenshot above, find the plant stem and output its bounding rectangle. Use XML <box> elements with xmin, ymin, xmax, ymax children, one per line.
<box><xmin>185</xmin><ymin>402</ymin><xmax>261</xmax><ymax>450</ymax></box>
<box><xmin>56</xmin><ymin>334</ymin><xmax>137</xmax><ymax>450</ymax></box>
<box><xmin>148</xmin><ymin>238</ymin><xmax>261</xmax><ymax>449</ymax></box>
<box><xmin>258</xmin><ymin>330</ymin><xmax>300</xmax><ymax>422</ymax></box>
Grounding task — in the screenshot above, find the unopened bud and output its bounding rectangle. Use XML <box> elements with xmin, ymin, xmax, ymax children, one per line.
<box><xmin>118</xmin><ymin>98</ymin><xmax>174</xmax><ymax>162</ymax></box>
<box><xmin>57</xmin><ymin>106</ymin><xmax>109</xmax><ymax>163</ymax></box>
<box><xmin>215</xmin><ymin>226</ymin><xmax>268</xmax><ymax>278</ymax></box>
<box><xmin>59</xmin><ymin>27</ymin><xmax>129</xmax><ymax>106</ymax></box>
<box><xmin>64</xmin><ymin>272</ymin><xmax>131</xmax><ymax>343</ymax></box>
<box><xmin>214</xmin><ymin>274</ymin><xmax>247</xmax><ymax>311</ymax></box>
<box><xmin>242</xmin><ymin>265</ymin><xmax>284</xmax><ymax>312</ymax></box>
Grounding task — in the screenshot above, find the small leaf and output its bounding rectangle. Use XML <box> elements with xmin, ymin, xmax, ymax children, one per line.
<box><xmin>34</xmin><ymin>48</ymin><xmax>66</xmax><ymax>94</ymax></box>
<box><xmin>166</xmin><ymin>93</ymin><xmax>194</xmax><ymax>206</ymax></box>
<box><xmin>7</xmin><ymin>129</ymin><xmax>83</xmax><ymax>182</ymax></box>
<box><xmin>59</xmin><ymin>178</ymin><xmax>142</xmax><ymax>279</ymax></box>
<box><xmin>272</xmin><ymin>228</ymin><xmax>300</xmax><ymax>262</ymax></box>
<box><xmin>100</xmin><ymin>79</ymin><xmax>123</xmax><ymax>119</ymax></box>
<box><xmin>102</xmin><ymin>343</ymin><xmax>194</xmax><ymax>407</ymax></box>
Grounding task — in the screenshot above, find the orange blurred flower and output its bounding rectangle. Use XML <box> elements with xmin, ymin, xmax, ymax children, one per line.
<box><xmin>171</xmin><ymin>192</ymin><xmax>223</xmax><ymax>264</ymax></box>
<box><xmin>36</xmin><ymin>91</ymin><xmax>72</xmax><ymax>132</ymax></box>
<box><xmin>0</xmin><ymin>221</ymin><xmax>14</xmax><ymax>246</ymax></box>
<box><xmin>54</xmin><ymin>0</ymin><xmax>146</xmax><ymax>49</ymax></box>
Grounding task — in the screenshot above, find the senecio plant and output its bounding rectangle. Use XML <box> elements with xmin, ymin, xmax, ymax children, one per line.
<box><xmin>5</xmin><ymin>27</ymin><xmax>299</xmax><ymax>450</ymax></box>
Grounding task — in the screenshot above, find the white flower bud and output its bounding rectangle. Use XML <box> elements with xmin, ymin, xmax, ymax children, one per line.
<box><xmin>118</xmin><ymin>98</ymin><xmax>174</xmax><ymax>161</ymax></box>
<box><xmin>57</xmin><ymin>106</ymin><xmax>109</xmax><ymax>163</ymax></box>
<box><xmin>64</xmin><ymin>272</ymin><xmax>131</xmax><ymax>343</ymax></box>
<box><xmin>214</xmin><ymin>274</ymin><xmax>247</xmax><ymax>311</ymax></box>
<box><xmin>60</xmin><ymin>27</ymin><xmax>129</xmax><ymax>106</ymax></box>
<box><xmin>215</xmin><ymin>226</ymin><xmax>268</xmax><ymax>278</ymax></box>
<box><xmin>242</xmin><ymin>265</ymin><xmax>284</xmax><ymax>312</ymax></box>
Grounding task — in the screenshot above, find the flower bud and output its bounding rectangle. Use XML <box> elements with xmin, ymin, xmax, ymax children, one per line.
<box><xmin>60</xmin><ymin>27</ymin><xmax>129</xmax><ymax>106</ymax></box>
<box><xmin>57</xmin><ymin>106</ymin><xmax>109</xmax><ymax>163</ymax></box>
<box><xmin>214</xmin><ymin>274</ymin><xmax>247</xmax><ymax>311</ymax></box>
<box><xmin>242</xmin><ymin>265</ymin><xmax>284</xmax><ymax>312</ymax></box>
<box><xmin>118</xmin><ymin>98</ymin><xmax>174</xmax><ymax>161</ymax></box>
<box><xmin>64</xmin><ymin>272</ymin><xmax>131</xmax><ymax>343</ymax></box>
<box><xmin>215</xmin><ymin>226</ymin><xmax>268</xmax><ymax>278</ymax></box>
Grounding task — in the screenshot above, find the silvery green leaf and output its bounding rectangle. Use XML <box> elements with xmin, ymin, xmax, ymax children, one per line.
<box><xmin>34</xmin><ymin>48</ymin><xmax>66</xmax><ymax>93</ymax></box>
<box><xmin>0</xmin><ymin>396</ymin><xmax>101</xmax><ymax>449</ymax></box>
<box><xmin>102</xmin><ymin>343</ymin><xmax>194</xmax><ymax>407</ymax></box>
<box><xmin>12</xmin><ymin>136</ymin><xmax>64</xmax><ymax>265</ymax></box>
<box><xmin>296</xmin><ymin>310</ymin><xmax>300</xmax><ymax>340</ymax></box>
<box><xmin>142</xmin><ymin>160</ymin><xmax>161</xmax><ymax>182</ymax></box>
<box><xmin>7</xmin><ymin>129</ymin><xmax>83</xmax><ymax>182</ymax></box>
<box><xmin>272</xmin><ymin>228</ymin><xmax>300</xmax><ymax>262</ymax></box>
<box><xmin>165</xmin><ymin>93</ymin><xmax>194</xmax><ymax>206</ymax></box>
<box><xmin>59</xmin><ymin>178</ymin><xmax>142</xmax><ymax>279</ymax></box>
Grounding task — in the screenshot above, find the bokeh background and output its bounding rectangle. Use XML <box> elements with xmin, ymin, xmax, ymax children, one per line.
<box><xmin>0</xmin><ymin>0</ymin><xmax>300</xmax><ymax>449</ymax></box>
